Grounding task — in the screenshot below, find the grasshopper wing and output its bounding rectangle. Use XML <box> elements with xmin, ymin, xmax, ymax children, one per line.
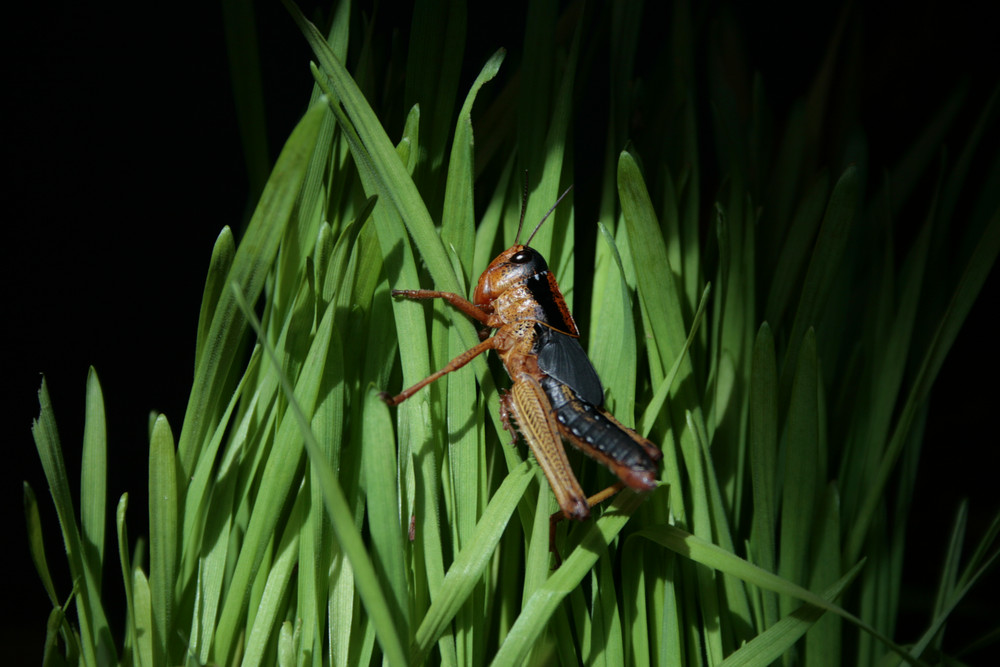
<box><xmin>535</xmin><ymin>325</ymin><xmax>605</xmax><ymax>407</ymax></box>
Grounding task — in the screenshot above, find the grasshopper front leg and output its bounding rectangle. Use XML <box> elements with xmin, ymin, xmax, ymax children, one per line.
<box><xmin>391</xmin><ymin>289</ymin><xmax>492</xmax><ymax>326</ymax></box>
<box><xmin>380</xmin><ymin>290</ymin><xmax>497</xmax><ymax>406</ymax></box>
<box><xmin>379</xmin><ymin>337</ymin><xmax>496</xmax><ymax>406</ymax></box>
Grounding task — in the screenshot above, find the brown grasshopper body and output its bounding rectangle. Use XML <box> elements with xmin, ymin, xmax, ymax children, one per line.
<box><xmin>382</xmin><ymin>188</ymin><xmax>661</xmax><ymax>530</ymax></box>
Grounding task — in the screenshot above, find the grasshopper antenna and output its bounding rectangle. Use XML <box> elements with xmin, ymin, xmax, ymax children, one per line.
<box><xmin>524</xmin><ymin>184</ymin><xmax>573</xmax><ymax>248</ymax></box>
<box><xmin>515</xmin><ymin>170</ymin><xmax>530</xmax><ymax>244</ymax></box>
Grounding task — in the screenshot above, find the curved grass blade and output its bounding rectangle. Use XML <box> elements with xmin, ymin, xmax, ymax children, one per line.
<box><xmin>23</xmin><ymin>483</ymin><xmax>59</xmax><ymax>607</ymax></box>
<box><xmin>846</xmin><ymin>208</ymin><xmax>1000</xmax><ymax>562</ymax></box>
<box><xmin>442</xmin><ymin>48</ymin><xmax>505</xmax><ymax>285</ymax></box>
<box><xmin>720</xmin><ymin>560</ymin><xmax>863</xmax><ymax>666</ymax></box>
<box><xmin>634</xmin><ymin>524</ymin><xmax>922</xmax><ymax>664</ymax></box>
<box><xmin>177</xmin><ymin>99</ymin><xmax>326</xmax><ymax>480</ymax></box>
<box><xmin>410</xmin><ymin>462</ymin><xmax>533</xmax><ymax>664</ymax></box>
<box><xmin>490</xmin><ymin>490</ymin><xmax>647</xmax><ymax>666</ymax></box>
<box><xmin>32</xmin><ymin>378</ymin><xmax>115</xmax><ymax>665</ymax></box>
<box><xmin>781</xmin><ymin>165</ymin><xmax>858</xmax><ymax>392</ymax></box>
<box><xmin>232</xmin><ymin>284</ymin><xmax>408</xmax><ymax>666</ymax></box>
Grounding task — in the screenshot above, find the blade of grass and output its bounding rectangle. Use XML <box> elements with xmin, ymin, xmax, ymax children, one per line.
<box><xmin>32</xmin><ymin>378</ymin><xmax>115</xmax><ymax>665</ymax></box>
<box><xmin>195</xmin><ymin>228</ymin><xmax>236</xmax><ymax>373</ymax></box>
<box><xmin>23</xmin><ymin>483</ymin><xmax>59</xmax><ymax>608</ymax></box>
<box><xmin>764</xmin><ymin>171</ymin><xmax>830</xmax><ymax>328</ymax></box>
<box><xmin>287</xmin><ymin>2</ymin><xmax>464</xmax><ymax>296</ymax></box>
<box><xmin>589</xmin><ymin>223</ymin><xmax>638</xmax><ymax>417</ymax></box>
<box><xmin>362</xmin><ymin>389</ymin><xmax>409</xmax><ymax>635</ymax></box>
<box><xmin>634</xmin><ymin>524</ymin><xmax>922</xmax><ymax>664</ymax></box>
<box><xmin>846</xmin><ymin>208</ymin><xmax>1000</xmax><ymax>562</ymax></box>
<box><xmin>177</xmin><ymin>100</ymin><xmax>326</xmax><ymax>480</ymax></box>
<box><xmin>490</xmin><ymin>490</ymin><xmax>647</xmax><ymax>666</ymax></box>
<box><xmin>720</xmin><ymin>560</ymin><xmax>862</xmax><ymax>667</ymax></box>
<box><xmin>441</xmin><ymin>48</ymin><xmax>505</xmax><ymax>285</ymax></box>
<box><xmin>781</xmin><ymin>165</ymin><xmax>858</xmax><ymax>393</ymax></box>
<box><xmin>806</xmin><ymin>483</ymin><xmax>843</xmax><ymax>666</ymax></box>
<box><xmin>148</xmin><ymin>415</ymin><xmax>178</xmax><ymax>663</ymax></box>
<box><xmin>405</xmin><ymin>0</ymin><xmax>467</xmax><ymax>208</ymax></box>
<box><xmin>116</xmin><ymin>495</ymin><xmax>135</xmax><ymax>658</ymax></box>
<box><xmin>133</xmin><ymin>568</ymin><xmax>154</xmax><ymax>667</ymax></box>
<box><xmin>779</xmin><ymin>328</ymin><xmax>820</xmax><ymax>604</ymax></box>
<box><xmin>242</xmin><ymin>487</ymin><xmax>307</xmax><ymax>667</ymax></box>
<box><xmin>410</xmin><ymin>462</ymin><xmax>533</xmax><ymax>664</ymax></box>
<box><xmin>749</xmin><ymin>322</ymin><xmax>780</xmax><ymax>630</ymax></box>
<box><xmin>81</xmin><ymin>367</ymin><xmax>107</xmax><ymax>593</ymax></box>
<box><xmin>232</xmin><ymin>284</ymin><xmax>408</xmax><ymax>666</ymax></box>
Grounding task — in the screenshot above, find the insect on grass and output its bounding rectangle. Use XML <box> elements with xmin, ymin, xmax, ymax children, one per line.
<box><xmin>381</xmin><ymin>181</ymin><xmax>662</xmax><ymax>557</ymax></box>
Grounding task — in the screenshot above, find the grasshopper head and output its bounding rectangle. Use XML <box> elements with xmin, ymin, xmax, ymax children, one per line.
<box><xmin>472</xmin><ymin>244</ymin><xmax>550</xmax><ymax>307</ymax></box>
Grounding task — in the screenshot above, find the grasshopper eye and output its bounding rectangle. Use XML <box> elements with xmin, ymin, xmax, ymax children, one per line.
<box><xmin>511</xmin><ymin>251</ymin><xmax>531</xmax><ymax>264</ymax></box>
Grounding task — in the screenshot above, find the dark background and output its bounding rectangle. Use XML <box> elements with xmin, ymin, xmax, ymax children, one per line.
<box><xmin>6</xmin><ymin>1</ymin><xmax>997</xmax><ymax>662</ymax></box>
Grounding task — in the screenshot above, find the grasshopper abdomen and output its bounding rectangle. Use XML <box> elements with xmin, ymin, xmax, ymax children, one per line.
<box><xmin>539</xmin><ymin>375</ymin><xmax>661</xmax><ymax>491</ymax></box>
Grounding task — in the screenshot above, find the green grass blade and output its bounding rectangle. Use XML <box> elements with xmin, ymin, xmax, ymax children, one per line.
<box><xmin>362</xmin><ymin>389</ymin><xmax>409</xmax><ymax>634</ymax></box>
<box><xmin>148</xmin><ymin>415</ymin><xmax>178</xmax><ymax>663</ymax></box>
<box><xmin>24</xmin><ymin>483</ymin><xmax>59</xmax><ymax>608</ymax></box>
<box><xmin>441</xmin><ymin>48</ymin><xmax>505</xmax><ymax>285</ymax></box>
<box><xmin>286</xmin><ymin>1</ymin><xmax>464</xmax><ymax>296</ymax></box>
<box><xmin>132</xmin><ymin>568</ymin><xmax>154</xmax><ymax>667</ymax></box>
<box><xmin>897</xmin><ymin>527</ymin><xmax>1000</xmax><ymax>664</ymax></box>
<box><xmin>195</xmin><ymin>228</ymin><xmax>236</xmax><ymax>372</ymax></box>
<box><xmin>781</xmin><ymin>165</ymin><xmax>858</xmax><ymax>390</ymax></box>
<box><xmin>685</xmin><ymin>413</ymin><xmax>725</xmax><ymax>663</ymax></box>
<box><xmin>32</xmin><ymin>378</ymin><xmax>115</xmax><ymax>666</ymax></box>
<box><xmin>411</xmin><ymin>462</ymin><xmax>533</xmax><ymax>664</ymax></box>
<box><xmin>211</xmin><ymin>290</ymin><xmax>324</xmax><ymax>659</ymax></box>
<box><xmin>522</xmin><ymin>476</ymin><xmax>554</xmax><ymax>605</ymax></box>
<box><xmin>846</xmin><ymin>207</ymin><xmax>1000</xmax><ymax>562</ymax></box>
<box><xmin>638</xmin><ymin>284</ymin><xmax>712</xmax><ymax>439</ymax></box>
<box><xmin>80</xmin><ymin>367</ymin><xmax>107</xmax><ymax>593</ymax></box>
<box><xmin>591</xmin><ymin>553</ymin><xmax>625</xmax><ymax>666</ymax></box>
<box><xmin>619</xmin><ymin>150</ymin><xmax>702</xmax><ymax>432</ymax></box>
<box><xmin>232</xmin><ymin>285</ymin><xmax>408</xmax><ymax>666</ymax></box>
<box><xmin>179</xmin><ymin>346</ymin><xmax>261</xmax><ymax>588</ymax></box>
<box><xmin>405</xmin><ymin>0</ymin><xmax>467</xmax><ymax>206</ymax></box>
<box><xmin>589</xmin><ymin>223</ymin><xmax>638</xmax><ymax>417</ymax></box>
<box><xmin>778</xmin><ymin>328</ymin><xmax>820</xmax><ymax>602</ymax></box>
<box><xmin>749</xmin><ymin>322</ymin><xmax>780</xmax><ymax>629</ymax></box>
<box><xmin>490</xmin><ymin>490</ymin><xmax>647</xmax><ymax>666</ymax></box>
<box><xmin>634</xmin><ymin>524</ymin><xmax>920</xmax><ymax>663</ymax></box>
<box><xmin>806</xmin><ymin>483</ymin><xmax>844</xmax><ymax>666</ymax></box>
<box><xmin>116</xmin><ymin>494</ymin><xmax>136</xmax><ymax>659</ymax></box>
<box><xmin>242</xmin><ymin>489</ymin><xmax>306</xmax><ymax>667</ymax></box>
<box><xmin>42</xmin><ymin>603</ymin><xmax>75</xmax><ymax>667</ymax></box>
<box><xmin>177</xmin><ymin>99</ymin><xmax>326</xmax><ymax>480</ymax></box>
<box><xmin>515</xmin><ymin>4</ymin><xmax>581</xmax><ymax>287</ymax></box>
<box><xmin>720</xmin><ymin>560</ymin><xmax>862</xmax><ymax>667</ymax></box>
<box><xmin>764</xmin><ymin>171</ymin><xmax>830</xmax><ymax>328</ymax></box>
<box><xmin>438</xmin><ymin>60</ymin><xmax>506</xmax><ymax>636</ymax></box>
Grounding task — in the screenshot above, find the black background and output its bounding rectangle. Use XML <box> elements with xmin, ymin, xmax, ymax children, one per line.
<box><xmin>6</xmin><ymin>1</ymin><xmax>997</xmax><ymax>662</ymax></box>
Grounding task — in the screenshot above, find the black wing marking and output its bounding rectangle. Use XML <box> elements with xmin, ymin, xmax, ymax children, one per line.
<box><xmin>540</xmin><ymin>376</ymin><xmax>659</xmax><ymax>477</ymax></box>
<box><xmin>535</xmin><ymin>325</ymin><xmax>605</xmax><ymax>407</ymax></box>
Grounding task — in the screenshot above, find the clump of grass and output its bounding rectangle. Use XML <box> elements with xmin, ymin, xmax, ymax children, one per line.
<box><xmin>28</xmin><ymin>2</ymin><xmax>999</xmax><ymax>665</ymax></box>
